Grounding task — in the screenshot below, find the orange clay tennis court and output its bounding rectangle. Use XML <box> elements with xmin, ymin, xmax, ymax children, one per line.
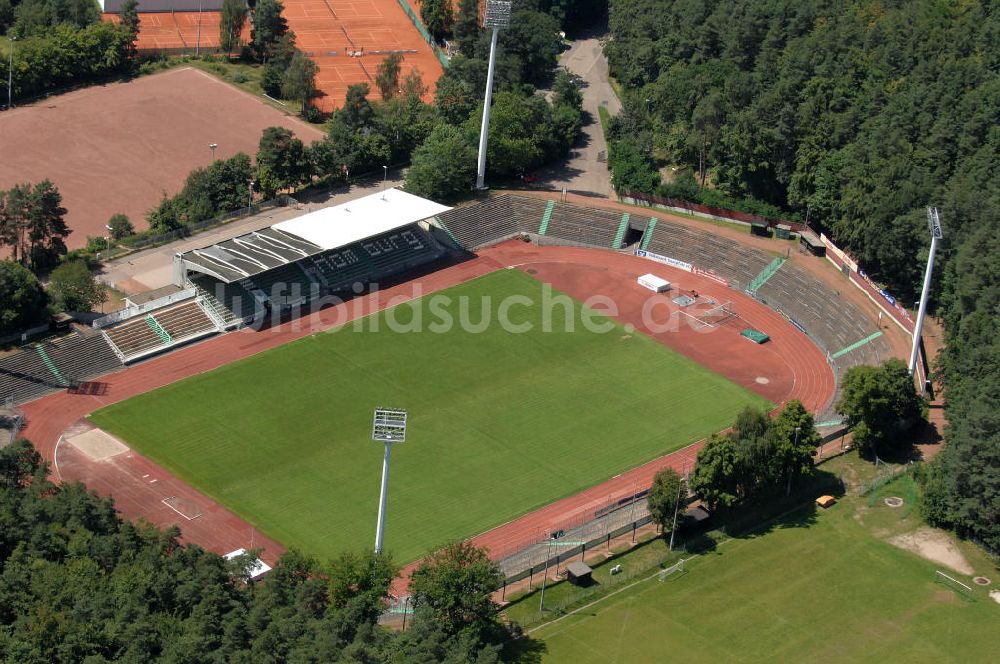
<box><xmin>283</xmin><ymin>0</ymin><xmax>443</xmax><ymax>111</ymax></box>
<box><xmin>102</xmin><ymin>12</ymin><xmax>248</xmax><ymax>52</ymax></box>
<box><xmin>104</xmin><ymin>1</ymin><xmax>443</xmax><ymax>111</ymax></box>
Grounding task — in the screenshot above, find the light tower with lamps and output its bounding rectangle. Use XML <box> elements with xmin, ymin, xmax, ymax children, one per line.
<box><xmin>371</xmin><ymin>407</ymin><xmax>407</xmax><ymax>555</ymax></box>
<box><xmin>908</xmin><ymin>207</ymin><xmax>943</xmax><ymax>378</ymax></box>
<box><xmin>7</xmin><ymin>36</ymin><xmax>16</xmax><ymax>109</ymax></box>
<box><xmin>475</xmin><ymin>0</ymin><xmax>512</xmax><ymax>190</ymax></box>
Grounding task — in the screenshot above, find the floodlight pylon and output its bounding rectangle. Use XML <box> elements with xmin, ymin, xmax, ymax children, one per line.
<box><xmin>476</xmin><ymin>1</ymin><xmax>513</xmax><ymax>190</ymax></box>
<box><xmin>908</xmin><ymin>208</ymin><xmax>943</xmax><ymax>376</ymax></box>
<box><xmin>372</xmin><ymin>408</ymin><xmax>407</xmax><ymax>554</ymax></box>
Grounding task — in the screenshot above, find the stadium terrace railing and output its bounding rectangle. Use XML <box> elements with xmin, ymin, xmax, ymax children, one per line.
<box><xmin>620</xmin><ymin>190</ymin><xmax>807</xmax><ymax>232</ymax></box>
<box><xmin>491</xmin><ymin>492</ymin><xmax>656</xmax><ymax>586</ymax></box>
<box><xmin>819</xmin><ymin>232</ymin><xmax>916</xmax><ymax>335</ymax></box>
<box><xmin>395</xmin><ymin>0</ymin><xmax>451</xmax><ymax>69</ymax></box>
<box><xmin>92</xmin><ymin>288</ymin><xmax>197</xmax><ymax>329</ymax></box>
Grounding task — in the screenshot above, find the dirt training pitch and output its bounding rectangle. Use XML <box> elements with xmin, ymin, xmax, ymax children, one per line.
<box><xmin>0</xmin><ymin>67</ymin><xmax>323</xmax><ymax>249</ymax></box>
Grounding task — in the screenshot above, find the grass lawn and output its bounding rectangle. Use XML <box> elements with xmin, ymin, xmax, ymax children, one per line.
<box><xmin>531</xmin><ymin>471</ymin><xmax>999</xmax><ymax>663</ymax></box>
<box><xmin>90</xmin><ymin>270</ymin><xmax>768</xmax><ymax>563</ymax></box>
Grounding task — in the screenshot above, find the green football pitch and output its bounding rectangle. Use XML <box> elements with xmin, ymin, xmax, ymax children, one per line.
<box><xmin>90</xmin><ymin>270</ymin><xmax>769</xmax><ymax>563</ymax></box>
<box><xmin>532</xmin><ymin>498</ymin><xmax>999</xmax><ymax>663</ymax></box>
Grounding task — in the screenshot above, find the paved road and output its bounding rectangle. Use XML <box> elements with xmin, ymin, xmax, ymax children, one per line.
<box><xmin>536</xmin><ymin>25</ymin><xmax>622</xmax><ymax>198</ymax></box>
<box><xmin>98</xmin><ymin>173</ymin><xmax>405</xmax><ymax>296</ymax></box>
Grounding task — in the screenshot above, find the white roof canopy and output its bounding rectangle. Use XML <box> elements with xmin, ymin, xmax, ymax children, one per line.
<box><xmin>273</xmin><ymin>188</ymin><xmax>452</xmax><ymax>250</ymax></box>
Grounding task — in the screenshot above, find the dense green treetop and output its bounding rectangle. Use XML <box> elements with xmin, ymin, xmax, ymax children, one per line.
<box><xmin>0</xmin><ymin>439</ymin><xmax>531</xmax><ymax>662</ymax></box>
<box><xmin>647</xmin><ymin>467</ymin><xmax>685</xmax><ymax>532</ymax></box>
<box><xmin>0</xmin><ymin>259</ymin><xmax>46</xmax><ymax>334</ymax></box>
<box><xmin>47</xmin><ymin>260</ymin><xmax>107</xmax><ymax>313</ymax></box>
<box><xmin>607</xmin><ymin>0</ymin><xmax>999</xmax><ymax>299</ymax></box>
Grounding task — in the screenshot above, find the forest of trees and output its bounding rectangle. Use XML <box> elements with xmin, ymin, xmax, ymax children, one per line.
<box><xmin>0</xmin><ymin>439</ymin><xmax>536</xmax><ymax>662</ymax></box>
<box><xmin>0</xmin><ymin>0</ymin><xmax>138</xmax><ymax>102</ymax></box>
<box><xmin>606</xmin><ymin>0</ymin><xmax>999</xmax><ymax>551</ymax></box>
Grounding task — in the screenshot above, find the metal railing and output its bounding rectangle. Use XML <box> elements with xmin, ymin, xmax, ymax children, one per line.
<box><xmin>92</xmin><ymin>288</ymin><xmax>197</xmax><ymax>329</ymax></box>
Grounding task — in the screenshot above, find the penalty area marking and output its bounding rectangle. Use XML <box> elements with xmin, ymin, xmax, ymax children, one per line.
<box><xmin>161</xmin><ymin>496</ymin><xmax>204</xmax><ymax>520</ymax></box>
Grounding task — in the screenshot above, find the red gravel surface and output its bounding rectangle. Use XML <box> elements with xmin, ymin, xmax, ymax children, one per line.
<box><xmin>0</xmin><ymin>67</ymin><xmax>323</xmax><ymax>249</ymax></box>
<box><xmin>21</xmin><ymin>242</ymin><xmax>834</xmax><ymax>581</ymax></box>
<box><xmin>282</xmin><ymin>0</ymin><xmax>443</xmax><ymax>112</ymax></box>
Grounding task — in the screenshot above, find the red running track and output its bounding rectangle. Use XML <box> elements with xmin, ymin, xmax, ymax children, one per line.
<box><xmin>21</xmin><ymin>242</ymin><xmax>833</xmax><ymax>581</ymax></box>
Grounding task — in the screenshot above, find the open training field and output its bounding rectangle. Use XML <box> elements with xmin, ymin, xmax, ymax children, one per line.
<box><xmin>282</xmin><ymin>0</ymin><xmax>443</xmax><ymax>111</ymax></box>
<box><xmin>0</xmin><ymin>67</ymin><xmax>323</xmax><ymax>249</ymax></box>
<box><xmin>533</xmin><ymin>495</ymin><xmax>999</xmax><ymax>663</ymax></box>
<box><xmin>89</xmin><ymin>270</ymin><xmax>769</xmax><ymax>563</ymax></box>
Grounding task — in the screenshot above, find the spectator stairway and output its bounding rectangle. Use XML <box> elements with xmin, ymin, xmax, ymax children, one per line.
<box><xmin>104</xmin><ymin>300</ymin><xmax>220</xmax><ymax>363</ymax></box>
<box><xmin>190</xmin><ymin>275</ymin><xmax>264</xmax><ymax>327</ymax></box>
<box><xmin>0</xmin><ymin>332</ymin><xmax>123</xmax><ymax>405</ymax></box>
<box><xmin>540</xmin><ymin>203</ymin><xmax>624</xmax><ymax>248</ymax></box>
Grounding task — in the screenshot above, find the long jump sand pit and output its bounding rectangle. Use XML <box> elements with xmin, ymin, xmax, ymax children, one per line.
<box><xmin>65</xmin><ymin>428</ymin><xmax>129</xmax><ymax>461</ymax></box>
<box><xmin>0</xmin><ymin>67</ymin><xmax>323</xmax><ymax>248</ymax></box>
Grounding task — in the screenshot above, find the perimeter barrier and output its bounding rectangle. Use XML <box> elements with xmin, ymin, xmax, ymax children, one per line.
<box><xmin>394</xmin><ymin>0</ymin><xmax>450</xmax><ymax>68</ymax></box>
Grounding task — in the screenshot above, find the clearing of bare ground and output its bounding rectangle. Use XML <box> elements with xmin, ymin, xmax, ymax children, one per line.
<box><xmin>0</xmin><ymin>67</ymin><xmax>323</xmax><ymax>249</ymax></box>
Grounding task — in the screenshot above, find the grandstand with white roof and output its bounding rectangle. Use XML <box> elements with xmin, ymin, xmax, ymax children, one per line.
<box><xmin>77</xmin><ymin>189</ymin><xmax>453</xmax><ymax>365</ymax></box>
<box><xmin>173</xmin><ymin>188</ymin><xmax>451</xmax><ymax>327</ymax></box>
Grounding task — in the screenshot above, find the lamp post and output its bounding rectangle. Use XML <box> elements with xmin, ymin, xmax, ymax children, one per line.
<box><xmin>382</xmin><ymin>165</ymin><xmax>388</xmax><ymax>199</ymax></box>
<box><xmin>908</xmin><ymin>208</ymin><xmax>943</xmax><ymax>377</ymax></box>
<box><xmin>209</xmin><ymin>143</ymin><xmax>218</xmax><ymax>160</ymax></box>
<box><xmin>668</xmin><ymin>467</ymin><xmax>686</xmax><ymax>552</ymax></box>
<box><xmin>196</xmin><ymin>0</ymin><xmax>203</xmax><ymax>57</ymax></box>
<box><xmin>789</xmin><ymin>426</ymin><xmax>801</xmax><ymax>495</ymax></box>
<box><xmin>371</xmin><ymin>408</ymin><xmax>407</xmax><ymax>555</ymax></box>
<box><xmin>7</xmin><ymin>36</ymin><xmax>15</xmax><ymax>110</ymax></box>
<box><xmin>248</xmin><ymin>177</ymin><xmax>254</xmax><ymax>213</ymax></box>
<box><xmin>475</xmin><ymin>1</ymin><xmax>512</xmax><ymax>189</ymax></box>
<box><xmin>539</xmin><ymin>534</ymin><xmax>554</xmax><ymax>611</ymax></box>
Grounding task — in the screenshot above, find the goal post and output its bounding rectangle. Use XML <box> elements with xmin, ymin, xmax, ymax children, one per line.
<box><xmin>657</xmin><ymin>557</ymin><xmax>686</xmax><ymax>582</ymax></box>
<box><xmin>934</xmin><ymin>570</ymin><xmax>976</xmax><ymax>601</ymax></box>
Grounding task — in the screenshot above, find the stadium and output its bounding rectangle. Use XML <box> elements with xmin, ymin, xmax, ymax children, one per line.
<box><xmin>7</xmin><ymin>187</ymin><xmax>900</xmax><ymax>584</ymax></box>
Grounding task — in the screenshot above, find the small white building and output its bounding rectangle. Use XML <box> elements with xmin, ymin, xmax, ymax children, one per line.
<box><xmin>223</xmin><ymin>548</ymin><xmax>272</xmax><ymax>581</ymax></box>
<box><xmin>638</xmin><ymin>273</ymin><xmax>671</xmax><ymax>293</ymax></box>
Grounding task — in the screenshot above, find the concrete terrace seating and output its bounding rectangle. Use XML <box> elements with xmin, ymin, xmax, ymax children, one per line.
<box><xmin>105</xmin><ymin>300</ymin><xmax>222</xmax><ymax>362</ymax></box>
<box><xmin>507</xmin><ymin>196</ymin><xmax>550</xmax><ymax>228</ymax></box>
<box><xmin>0</xmin><ymin>345</ymin><xmax>71</xmax><ymax>404</ymax></box>
<box><xmin>241</xmin><ymin>263</ymin><xmax>317</xmax><ymax>310</ymax></box>
<box><xmin>436</xmin><ymin>195</ymin><xmax>547</xmax><ymax>250</ymax></box>
<box><xmin>756</xmin><ymin>262</ymin><xmax>892</xmax><ymax>367</ymax></box>
<box><xmin>154</xmin><ymin>300</ymin><xmax>217</xmax><ymax>341</ymax></box>
<box><xmin>359</xmin><ymin>226</ymin><xmax>444</xmax><ymax>279</ymax></box>
<box><xmin>0</xmin><ymin>333</ymin><xmax>123</xmax><ymax>405</ymax></box>
<box><xmin>105</xmin><ymin>317</ymin><xmax>168</xmax><ymax>360</ymax></box>
<box><xmin>308</xmin><ymin>226</ymin><xmax>445</xmax><ymax>291</ymax></box>
<box><xmin>307</xmin><ymin>246</ymin><xmax>371</xmax><ymax>291</ymax></box>
<box><xmin>45</xmin><ymin>333</ymin><xmax>123</xmax><ymax>384</ymax></box>
<box><xmin>645</xmin><ymin>222</ymin><xmax>772</xmax><ymax>287</ymax></box>
<box><xmin>541</xmin><ymin>203</ymin><xmax>623</xmax><ymax>248</ymax></box>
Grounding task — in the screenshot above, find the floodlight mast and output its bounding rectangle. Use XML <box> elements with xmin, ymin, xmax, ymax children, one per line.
<box><xmin>908</xmin><ymin>208</ymin><xmax>943</xmax><ymax>376</ymax></box>
<box><xmin>372</xmin><ymin>408</ymin><xmax>407</xmax><ymax>555</ymax></box>
<box><xmin>476</xmin><ymin>1</ymin><xmax>512</xmax><ymax>189</ymax></box>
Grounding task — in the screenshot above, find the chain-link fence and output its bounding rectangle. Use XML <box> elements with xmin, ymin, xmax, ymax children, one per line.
<box><xmin>495</xmin><ymin>496</ymin><xmax>654</xmax><ymax>586</ymax></box>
